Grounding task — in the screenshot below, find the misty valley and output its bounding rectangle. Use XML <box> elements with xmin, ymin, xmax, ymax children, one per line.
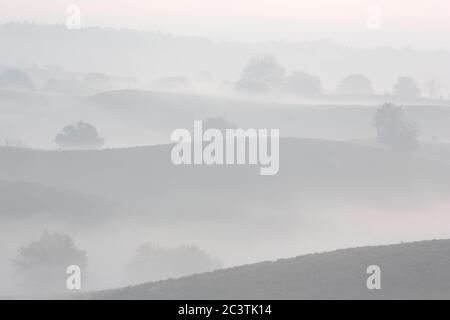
<box><xmin>1</xmin><ymin>17</ymin><xmax>450</xmax><ymax>300</ymax></box>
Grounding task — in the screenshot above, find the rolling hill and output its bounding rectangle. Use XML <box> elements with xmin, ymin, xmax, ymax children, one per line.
<box><xmin>86</xmin><ymin>239</ymin><xmax>450</xmax><ymax>299</ymax></box>
<box><xmin>0</xmin><ymin>178</ymin><xmax>124</xmax><ymax>223</ymax></box>
<box><xmin>3</xmin><ymin>88</ymin><xmax>450</xmax><ymax>149</ymax></box>
<box><xmin>1</xmin><ymin>138</ymin><xmax>450</xmax><ymax>221</ymax></box>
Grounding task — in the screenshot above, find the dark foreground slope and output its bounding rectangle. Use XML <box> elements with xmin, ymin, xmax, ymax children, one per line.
<box><xmin>87</xmin><ymin>239</ymin><xmax>450</xmax><ymax>299</ymax></box>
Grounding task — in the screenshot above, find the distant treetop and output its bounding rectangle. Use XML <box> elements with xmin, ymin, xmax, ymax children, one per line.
<box><xmin>336</xmin><ymin>74</ymin><xmax>373</xmax><ymax>95</ymax></box>
<box><xmin>55</xmin><ymin>121</ymin><xmax>105</xmax><ymax>150</ymax></box>
<box><xmin>235</xmin><ymin>55</ymin><xmax>285</xmax><ymax>93</ymax></box>
<box><xmin>284</xmin><ymin>71</ymin><xmax>322</xmax><ymax>96</ymax></box>
<box><xmin>393</xmin><ymin>76</ymin><xmax>421</xmax><ymax>98</ymax></box>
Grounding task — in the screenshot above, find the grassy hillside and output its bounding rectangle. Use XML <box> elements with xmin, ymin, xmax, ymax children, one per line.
<box><xmin>0</xmin><ymin>178</ymin><xmax>123</xmax><ymax>223</ymax></box>
<box><xmin>87</xmin><ymin>239</ymin><xmax>450</xmax><ymax>299</ymax></box>
<box><xmin>1</xmin><ymin>138</ymin><xmax>449</xmax><ymax>220</ymax></box>
<box><xmin>89</xmin><ymin>89</ymin><xmax>450</xmax><ymax>142</ymax></box>
<box><xmin>2</xmin><ymin>88</ymin><xmax>450</xmax><ymax>149</ymax></box>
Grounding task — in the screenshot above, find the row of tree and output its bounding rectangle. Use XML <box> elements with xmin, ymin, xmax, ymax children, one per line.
<box><xmin>0</xmin><ymin>69</ymin><xmax>112</xmax><ymax>94</ymax></box>
<box><xmin>52</xmin><ymin>107</ymin><xmax>418</xmax><ymax>153</ymax></box>
<box><xmin>0</xmin><ymin>63</ymin><xmax>442</xmax><ymax>99</ymax></box>
<box><xmin>12</xmin><ymin>230</ymin><xmax>220</xmax><ymax>294</ymax></box>
<box><xmin>235</xmin><ymin>55</ymin><xmax>434</xmax><ymax>98</ymax></box>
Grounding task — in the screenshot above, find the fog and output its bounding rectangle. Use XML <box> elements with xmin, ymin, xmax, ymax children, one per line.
<box><xmin>1</xmin><ymin>1</ymin><xmax>450</xmax><ymax>299</ymax></box>
<box><xmin>2</xmin><ymin>0</ymin><xmax>450</xmax><ymax>48</ymax></box>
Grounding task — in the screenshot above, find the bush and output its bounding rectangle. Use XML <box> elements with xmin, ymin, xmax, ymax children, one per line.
<box><xmin>374</xmin><ymin>103</ymin><xmax>419</xmax><ymax>153</ymax></box>
<box><xmin>55</xmin><ymin>121</ymin><xmax>105</xmax><ymax>150</ymax></box>
<box><xmin>336</xmin><ymin>74</ymin><xmax>373</xmax><ymax>95</ymax></box>
<box><xmin>393</xmin><ymin>77</ymin><xmax>420</xmax><ymax>98</ymax></box>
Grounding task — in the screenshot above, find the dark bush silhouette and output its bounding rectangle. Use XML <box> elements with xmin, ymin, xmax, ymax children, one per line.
<box><xmin>285</xmin><ymin>71</ymin><xmax>322</xmax><ymax>96</ymax></box>
<box><xmin>0</xmin><ymin>69</ymin><xmax>35</xmax><ymax>91</ymax></box>
<box><xmin>336</xmin><ymin>74</ymin><xmax>373</xmax><ymax>95</ymax></box>
<box><xmin>235</xmin><ymin>55</ymin><xmax>285</xmax><ymax>93</ymax></box>
<box><xmin>393</xmin><ymin>77</ymin><xmax>420</xmax><ymax>98</ymax></box>
<box><xmin>374</xmin><ymin>103</ymin><xmax>419</xmax><ymax>153</ymax></box>
<box><xmin>12</xmin><ymin>230</ymin><xmax>87</xmax><ymax>293</ymax></box>
<box><xmin>55</xmin><ymin>121</ymin><xmax>105</xmax><ymax>150</ymax></box>
<box><xmin>127</xmin><ymin>243</ymin><xmax>221</xmax><ymax>283</ymax></box>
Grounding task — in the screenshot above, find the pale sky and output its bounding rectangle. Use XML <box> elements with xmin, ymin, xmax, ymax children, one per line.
<box><xmin>2</xmin><ymin>0</ymin><xmax>450</xmax><ymax>48</ymax></box>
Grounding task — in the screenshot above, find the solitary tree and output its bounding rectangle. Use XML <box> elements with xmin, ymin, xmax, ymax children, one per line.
<box><xmin>393</xmin><ymin>77</ymin><xmax>420</xmax><ymax>98</ymax></box>
<box><xmin>55</xmin><ymin>121</ymin><xmax>105</xmax><ymax>150</ymax></box>
<box><xmin>235</xmin><ymin>55</ymin><xmax>285</xmax><ymax>93</ymax></box>
<box><xmin>373</xmin><ymin>103</ymin><xmax>419</xmax><ymax>153</ymax></box>
<box><xmin>336</xmin><ymin>74</ymin><xmax>373</xmax><ymax>95</ymax></box>
<box><xmin>12</xmin><ymin>230</ymin><xmax>87</xmax><ymax>294</ymax></box>
<box><xmin>285</xmin><ymin>71</ymin><xmax>322</xmax><ymax>96</ymax></box>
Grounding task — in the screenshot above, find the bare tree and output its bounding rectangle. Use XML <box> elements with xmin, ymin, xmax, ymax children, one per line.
<box><xmin>426</xmin><ymin>78</ymin><xmax>440</xmax><ymax>99</ymax></box>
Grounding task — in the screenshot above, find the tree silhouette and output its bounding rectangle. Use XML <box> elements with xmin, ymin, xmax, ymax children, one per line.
<box><xmin>336</xmin><ymin>74</ymin><xmax>373</xmax><ymax>95</ymax></box>
<box><xmin>374</xmin><ymin>103</ymin><xmax>419</xmax><ymax>153</ymax></box>
<box><xmin>12</xmin><ymin>230</ymin><xmax>87</xmax><ymax>293</ymax></box>
<box><xmin>285</xmin><ymin>71</ymin><xmax>322</xmax><ymax>96</ymax></box>
<box><xmin>235</xmin><ymin>55</ymin><xmax>285</xmax><ymax>93</ymax></box>
<box><xmin>393</xmin><ymin>77</ymin><xmax>420</xmax><ymax>98</ymax></box>
<box><xmin>55</xmin><ymin>121</ymin><xmax>105</xmax><ymax>150</ymax></box>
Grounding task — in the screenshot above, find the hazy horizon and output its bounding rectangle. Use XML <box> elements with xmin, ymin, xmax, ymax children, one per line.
<box><xmin>2</xmin><ymin>0</ymin><xmax>450</xmax><ymax>301</ymax></box>
<box><xmin>2</xmin><ymin>0</ymin><xmax>450</xmax><ymax>49</ymax></box>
